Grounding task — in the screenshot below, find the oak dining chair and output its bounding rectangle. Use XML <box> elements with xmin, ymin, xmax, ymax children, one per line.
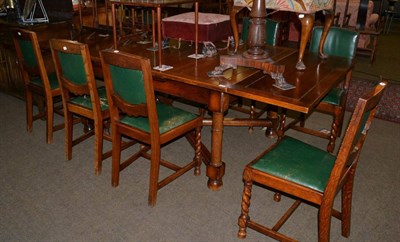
<box><xmin>285</xmin><ymin>26</ymin><xmax>359</xmax><ymax>153</ymax></box>
<box><xmin>100</xmin><ymin>49</ymin><xmax>204</xmax><ymax>206</ymax></box>
<box><xmin>12</xmin><ymin>28</ymin><xmax>64</xmax><ymax>144</ymax></box>
<box><xmin>50</xmin><ymin>39</ymin><xmax>112</xmax><ymax>175</ymax></box>
<box><xmin>237</xmin><ymin>80</ymin><xmax>387</xmax><ymax>241</ymax></box>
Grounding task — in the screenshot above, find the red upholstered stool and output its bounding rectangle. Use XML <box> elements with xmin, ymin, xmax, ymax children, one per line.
<box><xmin>162</xmin><ymin>12</ymin><xmax>232</xmax><ymax>43</ymax></box>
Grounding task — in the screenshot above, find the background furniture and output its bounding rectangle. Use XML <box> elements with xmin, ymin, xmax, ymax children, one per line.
<box><xmin>383</xmin><ymin>0</ymin><xmax>399</xmax><ymax>33</ymax></box>
<box><xmin>230</xmin><ymin>0</ymin><xmax>335</xmax><ymax>70</ymax></box>
<box><xmin>162</xmin><ymin>12</ymin><xmax>232</xmax><ymax>43</ymax></box>
<box><xmin>110</xmin><ymin>0</ymin><xmax>200</xmax><ymax>70</ymax></box>
<box><xmin>100</xmin><ymin>49</ymin><xmax>203</xmax><ymax>206</ymax></box>
<box><xmin>334</xmin><ymin>0</ymin><xmax>383</xmax><ymax>62</ymax></box>
<box><xmin>237</xmin><ymin>80</ymin><xmax>388</xmax><ymax>241</ymax></box>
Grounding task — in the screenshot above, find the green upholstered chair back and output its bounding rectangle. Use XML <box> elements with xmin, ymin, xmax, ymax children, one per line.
<box><xmin>18</xmin><ymin>39</ymin><xmax>38</xmax><ymax>69</ymax></box>
<box><xmin>108</xmin><ymin>64</ymin><xmax>147</xmax><ymax>105</ymax></box>
<box><xmin>57</xmin><ymin>52</ymin><xmax>88</xmax><ymax>86</ymax></box>
<box><xmin>50</xmin><ymin>39</ymin><xmax>105</xmax><ymax>113</ymax></box>
<box><xmin>241</xmin><ymin>17</ymin><xmax>280</xmax><ymax>46</ymax></box>
<box><xmin>309</xmin><ymin>26</ymin><xmax>359</xmax><ymax>59</ymax></box>
<box><xmin>50</xmin><ymin>39</ymin><xmax>96</xmax><ymax>96</ymax></box>
<box><xmin>100</xmin><ymin>49</ymin><xmax>155</xmax><ymax>121</ymax></box>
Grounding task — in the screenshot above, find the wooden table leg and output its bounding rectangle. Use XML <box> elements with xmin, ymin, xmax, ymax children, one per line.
<box><xmin>206</xmin><ymin>92</ymin><xmax>229</xmax><ymax>190</ymax></box>
<box><xmin>264</xmin><ymin>107</ymin><xmax>279</xmax><ymax>138</ymax></box>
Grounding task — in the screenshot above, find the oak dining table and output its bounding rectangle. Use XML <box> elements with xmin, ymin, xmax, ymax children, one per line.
<box><xmin>85</xmin><ymin>33</ymin><xmax>355</xmax><ymax>191</ymax></box>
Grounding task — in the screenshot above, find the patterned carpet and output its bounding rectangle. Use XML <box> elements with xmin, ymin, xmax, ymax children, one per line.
<box><xmin>346</xmin><ymin>78</ymin><xmax>400</xmax><ymax>123</ymax></box>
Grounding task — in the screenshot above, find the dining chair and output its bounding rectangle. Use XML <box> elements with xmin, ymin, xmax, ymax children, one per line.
<box><xmin>286</xmin><ymin>26</ymin><xmax>359</xmax><ymax>153</ymax></box>
<box><xmin>229</xmin><ymin>18</ymin><xmax>281</xmax><ymax>133</ymax></box>
<box><xmin>12</xmin><ymin>28</ymin><xmax>64</xmax><ymax>144</ymax></box>
<box><xmin>100</xmin><ymin>49</ymin><xmax>204</xmax><ymax>207</ymax></box>
<box><xmin>49</xmin><ymin>38</ymin><xmax>112</xmax><ymax>175</ymax></box>
<box><xmin>237</xmin><ymin>80</ymin><xmax>388</xmax><ymax>241</ymax></box>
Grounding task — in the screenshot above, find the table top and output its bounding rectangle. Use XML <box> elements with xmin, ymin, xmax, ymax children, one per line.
<box><xmin>228</xmin><ymin>53</ymin><xmax>354</xmax><ymax>113</ymax></box>
<box><xmin>109</xmin><ymin>0</ymin><xmax>200</xmax><ymax>7</ymax></box>
<box><xmin>85</xmin><ymin>33</ymin><xmax>354</xmax><ymax>113</ymax></box>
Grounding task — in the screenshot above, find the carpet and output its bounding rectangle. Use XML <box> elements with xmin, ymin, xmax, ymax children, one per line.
<box><xmin>346</xmin><ymin>78</ymin><xmax>400</xmax><ymax>123</ymax></box>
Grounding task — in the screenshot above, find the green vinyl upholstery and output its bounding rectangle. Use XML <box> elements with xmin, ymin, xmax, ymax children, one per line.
<box><xmin>109</xmin><ymin>64</ymin><xmax>146</xmax><ymax>104</ymax></box>
<box><xmin>310</xmin><ymin>26</ymin><xmax>359</xmax><ymax>59</ymax></box>
<box><xmin>241</xmin><ymin>17</ymin><xmax>280</xmax><ymax>46</ymax></box>
<box><xmin>321</xmin><ymin>86</ymin><xmax>345</xmax><ymax>105</ymax></box>
<box><xmin>57</xmin><ymin>52</ymin><xmax>87</xmax><ymax>85</ymax></box>
<box><xmin>120</xmin><ymin>103</ymin><xmax>198</xmax><ymax>134</ymax></box>
<box><xmin>109</xmin><ymin>64</ymin><xmax>197</xmax><ymax>134</ymax></box>
<box><xmin>18</xmin><ymin>39</ymin><xmax>37</xmax><ymax>68</ymax></box>
<box><xmin>251</xmin><ymin>136</ymin><xmax>335</xmax><ymax>192</ymax></box>
<box><xmin>31</xmin><ymin>73</ymin><xmax>60</xmax><ymax>90</ymax></box>
<box><xmin>69</xmin><ymin>86</ymin><xmax>109</xmax><ymax>111</ymax></box>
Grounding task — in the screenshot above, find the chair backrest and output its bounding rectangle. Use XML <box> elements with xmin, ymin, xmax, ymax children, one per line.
<box><xmin>309</xmin><ymin>26</ymin><xmax>359</xmax><ymax>59</ymax></box>
<box><xmin>241</xmin><ymin>17</ymin><xmax>280</xmax><ymax>46</ymax></box>
<box><xmin>99</xmin><ymin>49</ymin><xmax>159</xmax><ymax>135</ymax></box>
<box><xmin>49</xmin><ymin>39</ymin><xmax>103</xmax><ymax>114</ymax></box>
<box><xmin>323</xmin><ymin>80</ymin><xmax>387</xmax><ymax>204</ymax></box>
<box><xmin>12</xmin><ymin>28</ymin><xmax>52</xmax><ymax>91</ymax></box>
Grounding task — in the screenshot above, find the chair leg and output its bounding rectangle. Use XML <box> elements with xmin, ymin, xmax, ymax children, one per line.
<box><xmin>327</xmin><ymin>116</ymin><xmax>339</xmax><ymax>153</ymax></box>
<box><xmin>65</xmin><ymin>111</ymin><xmax>73</xmax><ymax>160</ymax></box>
<box><xmin>238</xmin><ymin>177</ymin><xmax>253</xmax><ymax>239</ymax></box>
<box><xmin>111</xmin><ymin>127</ymin><xmax>122</xmax><ymax>187</ymax></box>
<box><xmin>336</xmin><ymin>108</ymin><xmax>345</xmax><ymax>138</ymax></box>
<box><xmin>93</xmin><ymin>119</ymin><xmax>104</xmax><ymax>175</ymax></box>
<box><xmin>148</xmin><ymin>144</ymin><xmax>161</xmax><ymax>207</ymax></box>
<box><xmin>26</xmin><ymin>90</ymin><xmax>33</xmax><ymax>133</ymax></box>
<box><xmin>341</xmin><ymin>168</ymin><xmax>355</xmax><ymax>237</ymax></box>
<box><xmin>299</xmin><ymin>113</ymin><xmax>306</xmax><ymax>127</ymax></box>
<box><xmin>46</xmin><ymin>98</ymin><xmax>54</xmax><ymax>144</ymax></box>
<box><xmin>318</xmin><ymin>206</ymin><xmax>333</xmax><ymax>242</ymax></box>
<box><xmin>248</xmin><ymin>101</ymin><xmax>256</xmax><ymax>133</ymax></box>
<box><xmin>194</xmin><ymin>127</ymin><xmax>202</xmax><ymax>176</ymax></box>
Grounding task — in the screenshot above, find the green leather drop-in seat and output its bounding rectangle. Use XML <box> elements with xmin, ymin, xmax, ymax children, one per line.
<box><xmin>120</xmin><ymin>103</ymin><xmax>198</xmax><ymax>134</ymax></box>
<box><xmin>31</xmin><ymin>73</ymin><xmax>60</xmax><ymax>90</ymax></box>
<box><xmin>321</xmin><ymin>87</ymin><xmax>344</xmax><ymax>105</ymax></box>
<box><xmin>251</xmin><ymin>136</ymin><xmax>336</xmax><ymax>193</ymax></box>
<box><xmin>69</xmin><ymin>86</ymin><xmax>109</xmax><ymax>111</ymax></box>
